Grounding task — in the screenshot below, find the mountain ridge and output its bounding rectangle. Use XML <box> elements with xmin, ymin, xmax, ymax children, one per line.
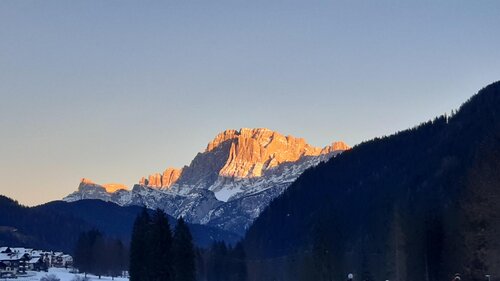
<box><xmin>0</xmin><ymin>195</ymin><xmax>239</xmax><ymax>253</ymax></box>
<box><xmin>138</xmin><ymin>128</ymin><xmax>348</xmax><ymax>189</ymax></box>
<box><xmin>64</xmin><ymin>128</ymin><xmax>349</xmax><ymax>234</ymax></box>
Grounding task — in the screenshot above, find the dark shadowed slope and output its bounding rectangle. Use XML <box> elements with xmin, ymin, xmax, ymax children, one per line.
<box><xmin>244</xmin><ymin>81</ymin><xmax>500</xmax><ymax>281</ymax></box>
<box><xmin>0</xmin><ymin>197</ymin><xmax>239</xmax><ymax>253</ymax></box>
<box><xmin>0</xmin><ymin>195</ymin><xmax>87</xmax><ymax>253</ymax></box>
<box><xmin>36</xmin><ymin>200</ymin><xmax>240</xmax><ymax>247</ymax></box>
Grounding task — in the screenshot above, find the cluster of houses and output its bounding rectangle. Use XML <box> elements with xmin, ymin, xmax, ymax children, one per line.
<box><xmin>0</xmin><ymin>246</ymin><xmax>73</xmax><ymax>277</ymax></box>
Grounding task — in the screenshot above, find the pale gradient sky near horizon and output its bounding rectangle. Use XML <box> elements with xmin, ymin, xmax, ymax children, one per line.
<box><xmin>1</xmin><ymin>1</ymin><xmax>500</xmax><ymax>206</ymax></box>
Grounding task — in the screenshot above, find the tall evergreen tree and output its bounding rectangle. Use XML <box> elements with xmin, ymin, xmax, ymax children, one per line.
<box><xmin>92</xmin><ymin>233</ymin><xmax>107</xmax><ymax>279</ymax></box>
<box><xmin>74</xmin><ymin>229</ymin><xmax>103</xmax><ymax>277</ymax></box>
<box><xmin>74</xmin><ymin>231</ymin><xmax>91</xmax><ymax>277</ymax></box>
<box><xmin>150</xmin><ymin>209</ymin><xmax>174</xmax><ymax>281</ymax></box>
<box><xmin>109</xmin><ymin>239</ymin><xmax>127</xmax><ymax>279</ymax></box>
<box><xmin>130</xmin><ymin>208</ymin><xmax>151</xmax><ymax>281</ymax></box>
<box><xmin>173</xmin><ymin>217</ymin><xmax>196</xmax><ymax>281</ymax></box>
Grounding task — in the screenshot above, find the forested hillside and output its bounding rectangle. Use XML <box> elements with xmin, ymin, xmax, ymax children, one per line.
<box><xmin>0</xmin><ymin>197</ymin><xmax>239</xmax><ymax>253</ymax></box>
<box><xmin>244</xmin><ymin>81</ymin><xmax>500</xmax><ymax>281</ymax></box>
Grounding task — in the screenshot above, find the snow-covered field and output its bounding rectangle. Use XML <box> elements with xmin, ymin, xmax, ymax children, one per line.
<box><xmin>14</xmin><ymin>268</ymin><xmax>129</xmax><ymax>281</ymax></box>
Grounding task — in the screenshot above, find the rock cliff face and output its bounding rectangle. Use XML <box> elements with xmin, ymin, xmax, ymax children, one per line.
<box><xmin>210</xmin><ymin>128</ymin><xmax>331</xmax><ymax>178</ymax></box>
<box><xmin>140</xmin><ymin>128</ymin><xmax>348</xmax><ymax>189</ymax></box>
<box><xmin>64</xmin><ymin>128</ymin><xmax>349</xmax><ymax>235</ymax></box>
<box><xmin>140</xmin><ymin>168</ymin><xmax>183</xmax><ymax>188</ymax></box>
<box><xmin>78</xmin><ymin>178</ymin><xmax>128</xmax><ymax>193</ymax></box>
<box><xmin>68</xmin><ymin>178</ymin><xmax>131</xmax><ymax>205</ymax></box>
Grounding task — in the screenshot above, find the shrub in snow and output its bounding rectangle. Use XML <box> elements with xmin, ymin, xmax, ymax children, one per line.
<box><xmin>72</xmin><ymin>275</ymin><xmax>89</xmax><ymax>281</ymax></box>
<box><xmin>40</xmin><ymin>274</ymin><xmax>61</xmax><ymax>281</ymax></box>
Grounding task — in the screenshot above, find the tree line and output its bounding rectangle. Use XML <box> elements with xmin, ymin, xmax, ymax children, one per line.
<box><xmin>72</xmin><ymin>208</ymin><xmax>248</xmax><ymax>281</ymax></box>
<box><xmin>130</xmin><ymin>209</ymin><xmax>195</xmax><ymax>281</ymax></box>
<box><xmin>195</xmin><ymin>241</ymin><xmax>247</xmax><ymax>281</ymax></box>
<box><xmin>74</xmin><ymin>229</ymin><xmax>128</xmax><ymax>279</ymax></box>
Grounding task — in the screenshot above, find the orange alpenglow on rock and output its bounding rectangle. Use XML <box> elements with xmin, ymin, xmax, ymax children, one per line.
<box><xmin>102</xmin><ymin>183</ymin><xmax>128</xmax><ymax>193</ymax></box>
<box><xmin>320</xmin><ymin>141</ymin><xmax>351</xmax><ymax>154</ymax></box>
<box><xmin>137</xmin><ymin>128</ymin><xmax>350</xmax><ymax>188</ymax></box>
<box><xmin>79</xmin><ymin>178</ymin><xmax>127</xmax><ymax>193</ymax></box>
<box><xmin>209</xmin><ymin>128</ymin><xmax>349</xmax><ymax>178</ymax></box>
<box><xmin>80</xmin><ymin>178</ymin><xmax>95</xmax><ymax>185</ymax></box>
<box><xmin>140</xmin><ymin>167</ymin><xmax>183</xmax><ymax>188</ymax></box>
<box><xmin>332</xmin><ymin>141</ymin><xmax>350</xmax><ymax>151</ymax></box>
<box><xmin>162</xmin><ymin>167</ymin><xmax>182</xmax><ymax>186</ymax></box>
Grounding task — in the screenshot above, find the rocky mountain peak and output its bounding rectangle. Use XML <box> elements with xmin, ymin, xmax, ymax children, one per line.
<box><xmin>66</xmin><ymin>128</ymin><xmax>349</xmax><ymax>234</ymax></box>
<box><xmin>205</xmin><ymin>128</ymin><xmax>274</xmax><ymax>152</ymax></box>
<box><xmin>138</xmin><ymin>128</ymin><xmax>350</xmax><ymax>188</ymax></box>
<box><xmin>331</xmin><ymin>141</ymin><xmax>350</xmax><ymax>151</ymax></box>
<box><xmin>79</xmin><ymin>178</ymin><xmax>127</xmax><ymax>193</ymax></box>
<box><xmin>80</xmin><ymin>178</ymin><xmax>95</xmax><ymax>185</ymax></box>
<box><xmin>214</xmin><ymin>128</ymin><xmax>347</xmax><ymax>178</ymax></box>
<box><xmin>321</xmin><ymin>141</ymin><xmax>351</xmax><ymax>154</ymax></box>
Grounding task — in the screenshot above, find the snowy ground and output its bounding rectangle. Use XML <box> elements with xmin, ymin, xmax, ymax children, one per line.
<box><xmin>13</xmin><ymin>268</ymin><xmax>129</xmax><ymax>281</ymax></box>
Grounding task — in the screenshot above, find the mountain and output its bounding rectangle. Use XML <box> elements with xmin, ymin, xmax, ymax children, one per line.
<box><xmin>243</xmin><ymin>81</ymin><xmax>500</xmax><ymax>281</ymax></box>
<box><xmin>0</xmin><ymin>195</ymin><xmax>239</xmax><ymax>253</ymax></box>
<box><xmin>64</xmin><ymin>128</ymin><xmax>349</xmax><ymax>235</ymax></box>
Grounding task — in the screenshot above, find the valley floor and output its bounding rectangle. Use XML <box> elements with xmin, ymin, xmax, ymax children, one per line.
<box><xmin>14</xmin><ymin>268</ymin><xmax>129</xmax><ymax>281</ymax></box>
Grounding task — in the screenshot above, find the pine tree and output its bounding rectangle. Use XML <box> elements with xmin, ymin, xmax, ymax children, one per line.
<box><xmin>75</xmin><ymin>229</ymin><xmax>128</xmax><ymax>279</ymax></box>
<box><xmin>92</xmin><ymin>233</ymin><xmax>107</xmax><ymax>279</ymax></box>
<box><xmin>74</xmin><ymin>231</ymin><xmax>91</xmax><ymax>277</ymax></box>
<box><xmin>109</xmin><ymin>238</ymin><xmax>127</xmax><ymax>279</ymax></box>
<box><xmin>74</xmin><ymin>229</ymin><xmax>103</xmax><ymax>277</ymax></box>
<box><xmin>130</xmin><ymin>208</ymin><xmax>151</xmax><ymax>281</ymax></box>
<box><xmin>173</xmin><ymin>217</ymin><xmax>196</xmax><ymax>281</ymax></box>
<box><xmin>150</xmin><ymin>209</ymin><xmax>174</xmax><ymax>281</ymax></box>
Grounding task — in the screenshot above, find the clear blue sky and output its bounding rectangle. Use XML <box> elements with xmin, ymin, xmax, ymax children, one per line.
<box><xmin>1</xmin><ymin>0</ymin><xmax>499</xmax><ymax>206</ymax></box>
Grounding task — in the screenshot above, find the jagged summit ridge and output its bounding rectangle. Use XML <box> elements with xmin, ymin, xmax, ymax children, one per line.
<box><xmin>213</xmin><ymin>128</ymin><xmax>339</xmax><ymax>178</ymax></box>
<box><xmin>140</xmin><ymin>128</ymin><xmax>348</xmax><ymax>188</ymax></box>
<box><xmin>139</xmin><ymin>167</ymin><xmax>183</xmax><ymax>188</ymax></box>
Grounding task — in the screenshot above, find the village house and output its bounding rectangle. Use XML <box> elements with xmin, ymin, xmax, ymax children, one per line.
<box><xmin>0</xmin><ymin>251</ymin><xmax>29</xmax><ymax>275</ymax></box>
<box><xmin>26</xmin><ymin>256</ymin><xmax>45</xmax><ymax>271</ymax></box>
<box><xmin>51</xmin><ymin>252</ymin><xmax>73</xmax><ymax>268</ymax></box>
<box><xmin>0</xmin><ymin>246</ymin><xmax>73</xmax><ymax>277</ymax></box>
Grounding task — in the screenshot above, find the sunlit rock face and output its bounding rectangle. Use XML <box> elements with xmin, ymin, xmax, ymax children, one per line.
<box><xmin>80</xmin><ymin>178</ymin><xmax>95</xmax><ymax>186</ymax></box>
<box><xmin>78</xmin><ymin>178</ymin><xmax>127</xmax><ymax>193</ymax></box>
<box><xmin>162</xmin><ymin>168</ymin><xmax>182</xmax><ymax>187</ymax></box>
<box><xmin>64</xmin><ymin>128</ymin><xmax>349</xmax><ymax>235</ymax></box>
<box><xmin>65</xmin><ymin>178</ymin><xmax>130</xmax><ymax>205</ymax></box>
<box><xmin>139</xmin><ymin>168</ymin><xmax>183</xmax><ymax>189</ymax></box>
<box><xmin>102</xmin><ymin>183</ymin><xmax>128</xmax><ymax>193</ymax></box>
<box><xmin>141</xmin><ymin>128</ymin><xmax>348</xmax><ymax>188</ymax></box>
<box><xmin>208</xmin><ymin>128</ymin><xmax>335</xmax><ymax>178</ymax></box>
